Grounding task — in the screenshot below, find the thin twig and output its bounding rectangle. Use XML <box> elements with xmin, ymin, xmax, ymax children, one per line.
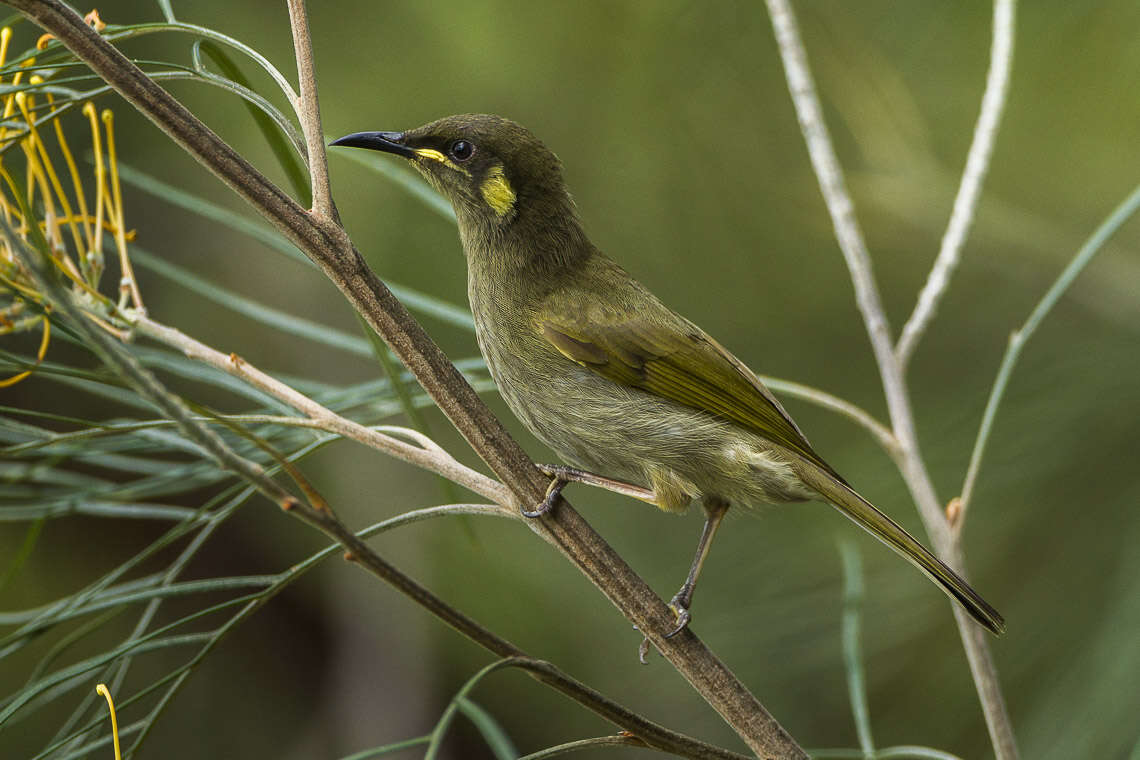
<box><xmin>517</xmin><ymin>735</ymin><xmax>647</xmax><ymax>760</ymax></box>
<box><xmin>762</xmin><ymin>2</ymin><xmax>1018</xmax><ymax>757</ymax></box>
<box><xmin>285</xmin><ymin>0</ymin><xmax>335</xmax><ymax>220</ymax></box>
<box><xmin>896</xmin><ymin>0</ymin><xmax>1016</xmax><ymax>369</ymax></box>
<box><xmin>807</xmin><ymin>748</ymin><xmax>964</xmax><ymax>760</ymax></box>
<box><xmin>9</xmin><ymin>3</ymin><xmax>806</xmax><ymax>755</ymax></box>
<box><xmin>130</xmin><ymin>314</ymin><xmax>509</xmax><ymax>505</ymax></box>
<box><xmin>955</xmin><ymin>180</ymin><xmax>1140</xmax><ymax>530</ymax></box>
<box><xmin>760</xmin><ymin>375</ymin><xmax>899</xmax><ymax>459</ymax></box>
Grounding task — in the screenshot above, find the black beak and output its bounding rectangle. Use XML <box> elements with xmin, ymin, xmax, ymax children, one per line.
<box><xmin>329</xmin><ymin>130</ymin><xmax>415</xmax><ymax>158</ymax></box>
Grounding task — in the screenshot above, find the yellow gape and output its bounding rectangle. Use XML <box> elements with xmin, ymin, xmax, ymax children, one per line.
<box><xmin>413</xmin><ymin>147</ymin><xmax>470</xmax><ymax>175</ymax></box>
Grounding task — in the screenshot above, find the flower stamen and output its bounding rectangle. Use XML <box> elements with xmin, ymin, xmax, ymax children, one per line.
<box><xmin>0</xmin><ymin>21</ymin><xmax>141</xmax><ymax>386</ymax></box>
<box><xmin>95</xmin><ymin>683</ymin><xmax>123</xmax><ymax>760</ymax></box>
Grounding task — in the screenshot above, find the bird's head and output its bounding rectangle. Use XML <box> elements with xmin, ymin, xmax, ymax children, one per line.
<box><xmin>331</xmin><ymin>114</ymin><xmax>571</xmax><ymax>235</ymax></box>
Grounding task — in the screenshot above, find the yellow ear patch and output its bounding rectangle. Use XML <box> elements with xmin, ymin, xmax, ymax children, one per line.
<box><xmin>480</xmin><ymin>164</ymin><xmax>516</xmax><ymax>217</ymax></box>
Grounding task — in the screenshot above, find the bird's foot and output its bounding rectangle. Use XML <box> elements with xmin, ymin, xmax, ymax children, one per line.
<box><xmin>636</xmin><ymin>593</ymin><xmax>693</xmax><ymax>664</ymax></box>
<box><xmin>637</xmin><ymin>632</ymin><xmax>652</xmax><ymax>665</ymax></box>
<box><xmin>521</xmin><ymin>466</ymin><xmax>572</xmax><ymax>518</ymax></box>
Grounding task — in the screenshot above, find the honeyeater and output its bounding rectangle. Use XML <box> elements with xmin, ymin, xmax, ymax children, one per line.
<box><xmin>330</xmin><ymin>114</ymin><xmax>1005</xmax><ymax>638</ymax></box>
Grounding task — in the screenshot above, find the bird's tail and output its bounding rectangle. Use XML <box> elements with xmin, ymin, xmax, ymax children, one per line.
<box><xmin>794</xmin><ymin>460</ymin><xmax>1005</xmax><ymax>636</ymax></box>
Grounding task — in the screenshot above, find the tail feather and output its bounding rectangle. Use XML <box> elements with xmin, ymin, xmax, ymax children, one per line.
<box><xmin>795</xmin><ymin>460</ymin><xmax>1005</xmax><ymax>636</ymax></box>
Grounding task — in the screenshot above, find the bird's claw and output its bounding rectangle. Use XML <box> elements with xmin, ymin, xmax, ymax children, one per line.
<box><xmin>664</xmin><ymin>597</ymin><xmax>692</xmax><ymax>639</ymax></box>
<box><xmin>635</xmin><ymin>597</ymin><xmax>693</xmax><ymax>663</ymax></box>
<box><xmin>521</xmin><ymin>470</ymin><xmax>566</xmax><ymax>518</ymax></box>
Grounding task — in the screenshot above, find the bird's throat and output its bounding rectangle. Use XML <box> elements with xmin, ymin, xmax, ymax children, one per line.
<box><xmin>459</xmin><ymin>196</ymin><xmax>593</xmax><ymax>284</ymax></box>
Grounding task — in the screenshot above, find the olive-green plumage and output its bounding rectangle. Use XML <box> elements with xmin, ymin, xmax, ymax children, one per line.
<box><xmin>331</xmin><ymin>114</ymin><xmax>1005</xmax><ymax>636</ymax></box>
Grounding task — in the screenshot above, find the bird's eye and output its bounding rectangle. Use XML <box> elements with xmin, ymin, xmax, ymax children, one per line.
<box><xmin>449</xmin><ymin>140</ymin><xmax>475</xmax><ymax>162</ymax></box>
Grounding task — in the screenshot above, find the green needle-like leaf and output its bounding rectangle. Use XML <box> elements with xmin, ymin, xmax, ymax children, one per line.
<box><xmin>197</xmin><ymin>40</ymin><xmax>311</xmax><ymax>205</ymax></box>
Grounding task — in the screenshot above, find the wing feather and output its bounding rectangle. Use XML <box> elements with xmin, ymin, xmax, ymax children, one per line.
<box><xmin>539</xmin><ymin>317</ymin><xmax>843</xmax><ymax>479</ymax></box>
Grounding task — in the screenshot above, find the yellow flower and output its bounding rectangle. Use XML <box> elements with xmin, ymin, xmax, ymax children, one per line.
<box><xmin>0</xmin><ymin>22</ymin><xmax>138</xmax><ymax>387</ymax></box>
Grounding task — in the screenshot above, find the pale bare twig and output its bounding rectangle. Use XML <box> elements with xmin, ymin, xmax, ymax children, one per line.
<box><xmin>807</xmin><ymin>748</ymin><xmax>964</xmax><ymax>760</ymax></box>
<box><xmin>762</xmin><ymin>1</ymin><xmax>1018</xmax><ymax>757</ymax></box>
<box><xmin>130</xmin><ymin>314</ymin><xmax>510</xmax><ymax>505</ymax></box>
<box><xmin>516</xmin><ymin>736</ymin><xmax>649</xmax><ymax>760</ymax></box>
<box><xmin>285</xmin><ymin>0</ymin><xmax>335</xmax><ymax>220</ymax></box>
<box><xmin>896</xmin><ymin>0</ymin><xmax>1016</xmax><ymax>369</ymax></box>
<box><xmin>759</xmin><ymin>375</ymin><xmax>899</xmax><ymax>459</ymax></box>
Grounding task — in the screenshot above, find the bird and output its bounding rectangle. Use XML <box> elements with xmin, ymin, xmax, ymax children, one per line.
<box><xmin>330</xmin><ymin>114</ymin><xmax>1005</xmax><ymax>639</ymax></box>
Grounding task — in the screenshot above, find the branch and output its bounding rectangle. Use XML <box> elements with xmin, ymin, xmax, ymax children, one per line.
<box><xmin>517</xmin><ymin>736</ymin><xmax>649</xmax><ymax>760</ymax></box>
<box><xmin>285</xmin><ymin>0</ymin><xmax>335</xmax><ymax>220</ymax></box>
<box><xmin>808</xmin><ymin>748</ymin><xmax>964</xmax><ymax>760</ymax></box>
<box><xmin>130</xmin><ymin>314</ymin><xmax>510</xmax><ymax>505</ymax></box>
<box><xmin>955</xmin><ymin>180</ymin><xmax>1140</xmax><ymax>530</ymax></box>
<box><xmin>759</xmin><ymin>375</ymin><xmax>899</xmax><ymax>459</ymax></box>
<box><xmin>895</xmin><ymin>0</ymin><xmax>1016</xmax><ymax>369</ymax></box>
<box><xmin>762</xmin><ymin>2</ymin><xmax>1018</xmax><ymax>757</ymax></box>
<box><xmin>8</xmin><ymin>1</ymin><xmax>806</xmax><ymax>755</ymax></box>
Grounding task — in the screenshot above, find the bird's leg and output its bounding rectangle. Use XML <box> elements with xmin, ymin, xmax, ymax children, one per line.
<box><xmin>665</xmin><ymin>498</ymin><xmax>729</xmax><ymax>638</ymax></box>
<box><xmin>523</xmin><ymin>463</ymin><xmax>657</xmax><ymax>518</ymax></box>
<box><xmin>638</xmin><ymin>498</ymin><xmax>729</xmax><ymax>663</ymax></box>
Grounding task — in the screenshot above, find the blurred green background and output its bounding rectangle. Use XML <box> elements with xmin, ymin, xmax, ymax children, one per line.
<box><xmin>2</xmin><ymin>0</ymin><xmax>1139</xmax><ymax>758</ymax></box>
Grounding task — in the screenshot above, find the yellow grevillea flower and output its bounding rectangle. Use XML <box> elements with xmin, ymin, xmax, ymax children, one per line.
<box><xmin>0</xmin><ymin>20</ymin><xmax>138</xmax><ymax>387</ymax></box>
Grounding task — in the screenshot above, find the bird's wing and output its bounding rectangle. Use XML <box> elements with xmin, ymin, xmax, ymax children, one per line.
<box><xmin>538</xmin><ymin>315</ymin><xmax>843</xmax><ymax>480</ymax></box>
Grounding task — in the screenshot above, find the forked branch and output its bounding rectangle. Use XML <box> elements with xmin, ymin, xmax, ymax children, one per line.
<box><xmin>762</xmin><ymin>0</ymin><xmax>1018</xmax><ymax>757</ymax></box>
